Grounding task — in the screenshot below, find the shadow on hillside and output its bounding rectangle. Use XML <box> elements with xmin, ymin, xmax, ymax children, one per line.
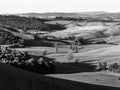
<box><xmin>46</xmin><ymin>39</ymin><xmax>70</xmax><ymax>45</ymax></box>
<box><xmin>0</xmin><ymin>63</ymin><xmax>120</xmax><ymax>90</ymax></box>
<box><xmin>24</xmin><ymin>39</ymin><xmax>70</xmax><ymax>47</ymax></box>
<box><xmin>54</xmin><ymin>61</ymin><xmax>96</xmax><ymax>74</ymax></box>
<box><xmin>24</xmin><ymin>40</ymin><xmax>54</xmax><ymax>47</ymax></box>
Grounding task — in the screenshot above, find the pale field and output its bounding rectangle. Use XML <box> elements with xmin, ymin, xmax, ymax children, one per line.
<box><xmin>15</xmin><ymin>43</ymin><xmax>120</xmax><ymax>87</ymax></box>
<box><xmin>13</xmin><ymin>21</ymin><xmax>120</xmax><ymax>88</ymax></box>
<box><xmin>47</xmin><ymin>72</ymin><xmax>120</xmax><ymax>88</ymax></box>
<box><xmin>46</xmin><ymin>44</ymin><xmax>120</xmax><ymax>87</ymax></box>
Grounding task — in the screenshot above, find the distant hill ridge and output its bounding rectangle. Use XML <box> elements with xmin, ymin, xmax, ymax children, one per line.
<box><xmin>16</xmin><ymin>11</ymin><xmax>120</xmax><ymax>18</ymax></box>
<box><xmin>0</xmin><ymin>62</ymin><xmax>119</xmax><ymax>90</ymax></box>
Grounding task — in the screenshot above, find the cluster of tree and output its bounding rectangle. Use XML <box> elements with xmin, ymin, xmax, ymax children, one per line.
<box><xmin>71</xmin><ymin>37</ymin><xmax>92</xmax><ymax>45</ymax></box>
<box><xmin>55</xmin><ymin>16</ymin><xmax>115</xmax><ymax>22</ymax></box>
<box><xmin>0</xmin><ymin>15</ymin><xmax>66</xmax><ymax>31</ymax></box>
<box><xmin>0</xmin><ymin>31</ymin><xmax>23</xmax><ymax>45</ymax></box>
<box><xmin>0</xmin><ymin>46</ymin><xmax>56</xmax><ymax>74</ymax></box>
<box><xmin>96</xmin><ymin>62</ymin><xmax>107</xmax><ymax>71</ymax></box>
<box><xmin>108</xmin><ymin>63</ymin><xmax>120</xmax><ymax>73</ymax></box>
<box><xmin>66</xmin><ymin>52</ymin><xmax>74</xmax><ymax>62</ymax></box>
<box><xmin>55</xmin><ymin>16</ymin><xmax>85</xmax><ymax>21</ymax></box>
<box><xmin>97</xmin><ymin>62</ymin><xmax>120</xmax><ymax>73</ymax></box>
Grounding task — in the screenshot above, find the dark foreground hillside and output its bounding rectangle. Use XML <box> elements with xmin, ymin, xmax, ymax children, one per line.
<box><xmin>0</xmin><ymin>63</ymin><xmax>120</xmax><ymax>90</ymax></box>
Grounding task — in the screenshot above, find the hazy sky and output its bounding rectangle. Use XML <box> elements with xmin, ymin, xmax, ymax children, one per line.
<box><xmin>0</xmin><ymin>0</ymin><xmax>120</xmax><ymax>14</ymax></box>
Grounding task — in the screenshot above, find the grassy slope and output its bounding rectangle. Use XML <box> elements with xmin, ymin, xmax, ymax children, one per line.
<box><xmin>44</xmin><ymin>44</ymin><xmax>120</xmax><ymax>88</ymax></box>
<box><xmin>108</xmin><ymin>36</ymin><xmax>120</xmax><ymax>44</ymax></box>
<box><xmin>15</xmin><ymin>44</ymin><xmax>120</xmax><ymax>88</ymax></box>
<box><xmin>48</xmin><ymin>72</ymin><xmax>120</xmax><ymax>88</ymax></box>
<box><xmin>75</xmin><ymin>44</ymin><xmax>120</xmax><ymax>60</ymax></box>
<box><xmin>0</xmin><ymin>63</ymin><xmax>120</xmax><ymax>90</ymax></box>
<box><xmin>0</xmin><ymin>26</ymin><xmax>34</xmax><ymax>40</ymax></box>
<box><xmin>0</xmin><ymin>63</ymin><xmax>83</xmax><ymax>90</ymax></box>
<box><xmin>48</xmin><ymin>25</ymin><xmax>109</xmax><ymax>38</ymax></box>
<box><xmin>46</xmin><ymin>21</ymin><xmax>120</xmax><ymax>44</ymax></box>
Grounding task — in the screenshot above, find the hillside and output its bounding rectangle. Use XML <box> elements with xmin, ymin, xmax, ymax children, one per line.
<box><xmin>0</xmin><ymin>15</ymin><xmax>66</xmax><ymax>31</ymax></box>
<box><xmin>3</xmin><ymin>12</ymin><xmax>120</xmax><ymax>90</ymax></box>
<box><xmin>16</xmin><ymin>12</ymin><xmax>114</xmax><ymax>18</ymax></box>
<box><xmin>0</xmin><ymin>62</ymin><xmax>120</xmax><ymax>90</ymax></box>
<box><xmin>44</xmin><ymin>21</ymin><xmax>120</xmax><ymax>45</ymax></box>
<box><xmin>17</xmin><ymin>12</ymin><xmax>120</xmax><ymax>21</ymax></box>
<box><xmin>0</xmin><ymin>26</ymin><xmax>34</xmax><ymax>45</ymax></box>
<box><xmin>0</xmin><ymin>26</ymin><xmax>34</xmax><ymax>40</ymax></box>
<box><xmin>0</xmin><ymin>63</ymin><xmax>83</xmax><ymax>90</ymax></box>
<box><xmin>74</xmin><ymin>44</ymin><xmax>120</xmax><ymax>62</ymax></box>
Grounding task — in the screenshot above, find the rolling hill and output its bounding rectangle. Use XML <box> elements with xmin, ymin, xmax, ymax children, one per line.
<box><xmin>0</xmin><ymin>63</ymin><xmax>83</xmax><ymax>90</ymax></box>
<box><xmin>72</xmin><ymin>44</ymin><xmax>120</xmax><ymax>65</ymax></box>
<box><xmin>44</xmin><ymin>21</ymin><xmax>120</xmax><ymax>46</ymax></box>
<box><xmin>0</xmin><ymin>62</ymin><xmax>120</xmax><ymax>90</ymax></box>
<box><xmin>0</xmin><ymin>26</ymin><xmax>34</xmax><ymax>40</ymax></box>
<box><xmin>0</xmin><ymin>26</ymin><xmax>34</xmax><ymax>45</ymax></box>
<box><xmin>16</xmin><ymin>12</ymin><xmax>120</xmax><ymax>18</ymax></box>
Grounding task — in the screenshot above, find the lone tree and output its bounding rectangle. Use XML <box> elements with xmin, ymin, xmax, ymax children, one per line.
<box><xmin>70</xmin><ymin>37</ymin><xmax>80</xmax><ymax>53</ymax></box>
<box><xmin>96</xmin><ymin>62</ymin><xmax>103</xmax><ymax>71</ymax></box>
<box><xmin>66</xmin><ymin>52</ymin><xmax>74</xmax><ymax>63</ymax></box>
<box><xmin>55</xmin><ymin>43</ymin><xmax>59</xmax><ymax>53</ymax></box>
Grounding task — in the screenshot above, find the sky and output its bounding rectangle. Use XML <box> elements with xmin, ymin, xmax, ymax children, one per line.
<box><xmin>0</xmin><ymin>0</ymin><xmax>120</xmax><ymax>14</ymax></box>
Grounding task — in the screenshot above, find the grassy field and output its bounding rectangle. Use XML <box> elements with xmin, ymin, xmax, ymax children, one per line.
<box><xmin>1</xmin><ymin>19</ymin><xmax>120</xmax><ymax>89</ymax></box>
<box><xmin>14</xmin><ymin>43</ymin><xmax>120</xmax><ymax>88</ymax></box>
<box><xmin>46</xmin><ymin>43</ymin><xmax>120</xmax><ymax>88</ymax></box>
<box><xmin>0</xmin><ymin>63</ymin><xmax>120</xmax><ymax>90</ymax></box>
<box><xmin>47</xmin><ymin>72</ymin><xmax>120</xmax><ymax>88</ymax></box>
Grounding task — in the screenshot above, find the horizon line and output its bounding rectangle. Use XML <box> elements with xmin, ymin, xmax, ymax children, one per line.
<box><xmin>1</xmin><ymin>11</ymin><xmax>120</xmax><ymax>15</ymax></box>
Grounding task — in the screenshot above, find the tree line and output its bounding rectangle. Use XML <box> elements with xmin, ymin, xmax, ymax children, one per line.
<box><xmin>0</xmin><ymin>15</ymin><xmax>66</xmax><ymax>31</ymax></box>
<box><xmin>55</xmin><ymin>16</ymin><xmax>115</xmax><ymax>22</ymax></box>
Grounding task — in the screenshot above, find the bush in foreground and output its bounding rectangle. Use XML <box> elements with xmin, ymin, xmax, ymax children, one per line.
<box><xmin>0</xmin><ymin>46</ymin><xmax>56</xmax><ymax>74</ymax></box>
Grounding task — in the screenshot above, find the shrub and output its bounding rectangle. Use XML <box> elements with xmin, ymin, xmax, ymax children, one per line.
<box><xmin>0</xmin><ymin>31</ymin><xmax>24</xmax><ymax>46</ymax></box>
<box><xmin>66</xmin><ymin>52</ymin><xmax>74</xmax><ymax>63</ymax></box>
<box><xmin>108</xmin><ymin>63</ymin><xmax>120</xmax><ymax>73</ymax></box>
<box><xmin>96</xmin><ymin>62</ymin><xmax>107</xmax><ymax>71</ymax></box>
<box><xmin>96</xmin><ymin>62</ymin><xmax>103</xmax><ymax>71</ymax></box>
<box><xmin>74</xmin><ymin>59</ymin><xmax>79</xmax><ymax>63</ymax></box>
<box><xmin>0</xmin><ymin>47</ymin><xmax>56</xmax><ymax>74</ymax></box>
